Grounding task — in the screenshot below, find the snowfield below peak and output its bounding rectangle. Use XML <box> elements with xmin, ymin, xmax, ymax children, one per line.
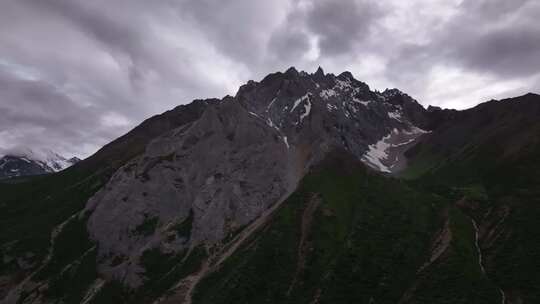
<box><xmin>291</xmin><ymin>93</ymin><xmax>311</xmax><ymax>112</ymax></box>
<box><xmin>361</xmin><ymin>126</ymin><xmax>429</xmax><ymax>173</ymax></box>
<box><xmin>362</xmin><ymin>132</ymin><xmax>394</xmax><ymax>173</ymax></box>
<box><xmin>298</xmin><ymin>98</ymin><xmax>312</xmax><ymax>124</ymax></box>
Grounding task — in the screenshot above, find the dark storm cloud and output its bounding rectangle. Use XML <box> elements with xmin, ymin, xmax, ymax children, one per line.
<box><xmin>384</xmin><ymin>0</ymin><xmax>540</xmax><ymax>108</ymax></box>
<box><xmin>268</xmin><ymin>28</ymin><xmax>311</xmax><ymax>62</ymax></box>
<box><xmin>267</xmin><ymin>4</ymin><xmax>312</xmax><ymax>63</ymax></box>
<box><xmin>459</xmin><ymin>0</ymin><xmax>531</xmax><ymax>19</ymax></box>
<box><xmin>0</xmin><ymin>0</ymin><xmax>539</xmax><ymax>157</ymax></box>
<box><xmin>23</xmin><ymin>0</ymin><xmax>212</xmax><ymax>91</ymax></box>
<box><xmin>27</xmin><ymin>0</ymin><xmax>148</xmax><ymax>89</ymax></box>
<box><xmin>0</xmin><ymin>0</ymin><xmax>239</xmax><ymax>157</ymax></box>
<box><xmin>390</xmin><ymin>0</ymin><xmax>540</xmax><ymax>80</ymax></box>
<box><xmin>443</xmin><ymin>0</ymin><xmax>540</xmax><ymax>78</ymax></box>
<box><xmin>0</xmin><ymin>68</ymin><xmax>126</xmax><ymax>157</ymax></box>
<box><xmin>449</xmin><ymin>26</ymin><xmax>540</xmax><ymax>78</ymax></box>
<box><xmin>305</xmin><ymin>0</ymin><xmax>383</xmax><ymax>55</ymax></box>
<box><xmin>171</xmin><ymin>0</ymin><xmax>289</xmax><ymax>67</ymax></box>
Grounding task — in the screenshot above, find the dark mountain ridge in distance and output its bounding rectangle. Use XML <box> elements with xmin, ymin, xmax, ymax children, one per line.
<box><xmin>1</xmin><ymin>67</ymin><xmax>539</xmax><ymax>304</ymax></box>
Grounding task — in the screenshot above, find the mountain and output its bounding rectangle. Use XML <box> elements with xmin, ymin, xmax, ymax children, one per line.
<box><xmin>0</xmin><ymin>149</ymin><xmax>80</xmax><ymax>180</ymax></box>
<box><xmin>1</xmin><ymin>67</ymin><xmax>539</xmax><ymax>304</ymax></box>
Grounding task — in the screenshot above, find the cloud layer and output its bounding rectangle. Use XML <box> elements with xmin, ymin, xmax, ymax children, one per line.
<box><xmin>1</xmin><ymin>0</ymin><xmax>539</xmax><ymax>157</ymax></box>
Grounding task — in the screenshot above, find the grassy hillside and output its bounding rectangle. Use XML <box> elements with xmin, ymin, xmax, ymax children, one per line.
<box><xmin>401</xmin><ymin>94</ymin><xmax>540</xmax><ymax>302</ymax></box>
<box><xmin>193</xmin><ymin>152</ymin><xmax>500</xmax><ymax>303</ymax></box>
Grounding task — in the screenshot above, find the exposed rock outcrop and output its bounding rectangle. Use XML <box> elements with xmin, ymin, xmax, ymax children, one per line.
<box><xmin>78</xmin><ymin>67</ymin><xmax>431</xmax><ymax>289</ymax></box>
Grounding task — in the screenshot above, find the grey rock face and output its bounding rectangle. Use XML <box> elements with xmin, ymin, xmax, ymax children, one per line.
<box><xmin>238</xmin><ymin>67</ymin><xmax>429</xmax><ymax>172</ymax></box>
<box><xmin>83</xmin><ymin>67</ymin><xmax>430</xmax><ymax>287</ymax></box>
<box><xmin>85</xmin><ymin>100</ymin><xmax>303</xmax><ymax>287</ymax></box>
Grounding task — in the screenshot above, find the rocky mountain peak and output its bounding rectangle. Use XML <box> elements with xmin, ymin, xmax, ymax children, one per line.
<box><xmin>427</xmin><ymin>105</ymin><xmax>443</xmax><ymax>112</ymax></box>
<box><xmin>284</xmin><ymin>66</ymin><xmax>300</xmax><ymax>77</ymax></box>
<box><xmin>314</xmin><ymin>66</ymin><xmax>325</xmax><ymax>78</ymax></box>
<box><xmin>235</xmin><ymin>67</ymin><xmax>427</xmax><ymax>140</ymax></box>
<box><xmin>68</xmin><ymin>157</ymin><xmax>82</xmax><ymax>163</ymax></box>
<box><xmin>65</xmin><ymin>68</ymin><xmax>435</xmax><ymax>288</ymax></box>
<box><xmin>337</xmin><ymin>70</ymin><xmax>354</xmax><ymax>80</ymax></box>
<box><xmin>382</xmin><ymin>87</ymin><xmax>404</xmax><ymax>96</ymax></box>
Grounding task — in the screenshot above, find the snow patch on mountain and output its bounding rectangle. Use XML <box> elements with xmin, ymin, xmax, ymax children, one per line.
<box><xmin>320</xmin><ymin>89</ymin><xmax>337</xmax><ymax>99</ymax></box>
<box><xmin>267</xmin><ymin>90</ymin><xmax>280</xmax><ymax>112</ymax></box>
<box><xmin>299</xmin><ymin>98</ymin><xmax>312</xmax><ymax>123</ymax></box>
<box><xmin>335</xmin><ymin>78</ymin><xmax>352</xmax><ymax>91</ymax></box>
<box><xmin>388</xmin><ymin>109</ymin><xmax>403</xmax><ymax>121</ymax></box>
<box><xmin>266</xmin><ymin>118</ymin><xmax>280</xmax><ymax>131</ymax></box>
<box><xmin>362</xmin><ymin>132</ymin><xmax>393</xmax><ymax>173</ymax></box>
<box><xmin>353</xmin><ymin>98</ymin><xmax>372</xmax><ymax>107</ymax></box>
<box><xmin>248</xmin><ymin>111</ymin><xmax>261</xmax><ymax>119</ymax></box>
<box><xmin>267</xmin><ymin>97</ymin><xmax>277</xmax><ymax>111</ymax></box>
<box><xmin>283</xmin><ymin>136</ymin><xmax>290</xmax><ymax>149</ymax></box>
<box><xmin>326</xmin><ymin>103</ymin><xmax>338</xmax><ymax>112</ymax></box>
<box><xmin>291</xmin><ymin>93</ymin><xmax>310</xmax><ymax>112</ymax></box>
<box><xmin>361</xmin><ymin>126</ymin><xmax>429</xmax><ymax>173</ymax></box>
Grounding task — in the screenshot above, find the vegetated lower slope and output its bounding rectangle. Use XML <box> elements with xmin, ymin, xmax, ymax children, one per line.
<box><xmin>191</xmin><ymin>151</ymin><xmax>500</xmax><ymax>304</ymax></box>
<box><xmin>401</xmin><ymin>93</ymin><xmax>540</xmax><ymax>303</ymax></box>
<box><xmin>191</xmin><ymin>95</ymin><xmax>540</xmax><ymax>304</ymax></box>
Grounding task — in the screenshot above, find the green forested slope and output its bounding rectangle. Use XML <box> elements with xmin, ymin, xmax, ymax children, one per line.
<box><xmin>193</xmin><ymin>152</ymin><xmax>502</xmax><ymax>304</ymax></box>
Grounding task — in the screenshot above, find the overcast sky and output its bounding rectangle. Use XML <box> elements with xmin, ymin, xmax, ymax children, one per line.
<box><xmin>1</xmin><ymin>0</ymin><xmax>539</xmax><ymax>158</ymax></box>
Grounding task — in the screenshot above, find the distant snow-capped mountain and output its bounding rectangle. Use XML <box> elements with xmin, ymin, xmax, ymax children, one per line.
<box><xmin>0</xmin><ymin>148</ymin><xmax>80</xmax><ymax>179</ymax></box>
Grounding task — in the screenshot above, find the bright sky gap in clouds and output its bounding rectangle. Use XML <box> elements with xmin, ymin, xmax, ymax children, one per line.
<box><xmin>1</xmin><ymin>0</ymin><xmax>539</xmax><ymax>158</ymax></box>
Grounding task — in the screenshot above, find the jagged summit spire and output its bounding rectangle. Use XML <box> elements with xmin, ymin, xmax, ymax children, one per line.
<box><xmin>314</xmin><ymin>66</ymin><xmax>324</xmax><ymax>77</ymax></box>
<box><xmin>284</xmin><ymin>66</ymin><xmax>299</xmax><ymax>76</ymax></box>
<box><xmin>382</xmin><ymin>88</ymin><xmax>406</xmax><ymax>98</ymax></box>
<box><xmin>338</xmin><ymin>71</ymin><xmax>354</xmax><ymax>80</ymax></box>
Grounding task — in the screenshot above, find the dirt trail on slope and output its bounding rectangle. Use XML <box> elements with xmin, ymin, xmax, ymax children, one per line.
<box><xmin>287</xmin><ymin>193</ymin><xmax>322</xmax><ymax>295</ymax></box>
